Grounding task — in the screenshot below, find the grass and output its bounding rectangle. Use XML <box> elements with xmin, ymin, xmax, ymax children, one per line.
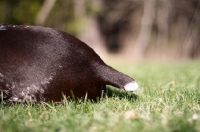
<box><xmin>0</xmin><ymin>61</ymin><xmax>200</xmax><ymax>132</ymax></box>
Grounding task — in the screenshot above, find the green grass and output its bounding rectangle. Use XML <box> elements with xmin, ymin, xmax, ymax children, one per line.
<box><xmin>0</xmin><ymin>61</ymin><xmax>200</xmax><ymax>132</ymax></box>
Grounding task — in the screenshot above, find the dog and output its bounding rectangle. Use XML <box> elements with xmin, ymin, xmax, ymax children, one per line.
<box><xmin>0</xmin><ymin>24</ymin><xmax>139</xmax><ymax>103</ymax></box>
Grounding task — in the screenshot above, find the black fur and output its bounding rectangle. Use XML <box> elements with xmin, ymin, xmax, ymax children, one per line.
<box><xmin>0</xmin><ymin>24</ymin><xmax>136</xmax><ymax>103</ymax></box>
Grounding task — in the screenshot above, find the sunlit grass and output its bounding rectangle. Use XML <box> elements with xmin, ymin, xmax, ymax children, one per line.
<box><xmin>0</xmin><ymin>61</ymin><xmax>200</xmax><ymax>132</ymax></box>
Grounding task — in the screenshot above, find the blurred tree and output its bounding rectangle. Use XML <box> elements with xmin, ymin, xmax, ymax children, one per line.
<box><xmin>0</xmin><ymin>0</ymin><xmax>42</xmax><ymax>24</ymax></box>
<box><xmin>45</xmin><ymin>0</ymin><xmax>78</xmax><ymax>34</ymax></box>
<box><xmin>35</xmin><ymin>0</ymin><xmax>56</xmax><ymax>25</ymax></box>
<box><xmin>134</xmin><ymin>0</ymin><xmax>156</xmax><ymax>58</ymax></box>
<box><xmin>0</xmin><ymin>0</ymin><xmax>200</xmax><ymax>59</ymax></box>
<box><xmin>98</xmin><ymin>0</ymin><xmax>140</xmax><ymax>53</ymax></box>
<box><xmin>173</xmin><ymin>0</ymin><xmax>200</xmax><ymax>58</ymax></box>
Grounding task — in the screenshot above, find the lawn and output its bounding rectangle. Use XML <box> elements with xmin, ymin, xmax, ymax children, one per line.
<box><xmin>0</xmin><ymin>61</ymin><xmax>200</xmax><ymax>132</ymax></box>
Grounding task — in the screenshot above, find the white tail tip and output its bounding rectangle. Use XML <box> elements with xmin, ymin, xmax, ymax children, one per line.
<box><xmin>124</xmin><ymin>81</ymin><xmax>139</xmax><ymax>91</ymax></box>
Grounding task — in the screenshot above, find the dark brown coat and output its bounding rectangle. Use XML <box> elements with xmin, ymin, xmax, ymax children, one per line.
<box><xmin>0</xmin><ymin>24</ymin><xmax>138</xmax><ymax>103</ymax></box>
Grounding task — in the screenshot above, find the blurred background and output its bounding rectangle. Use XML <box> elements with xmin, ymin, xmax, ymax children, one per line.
<box><xmin>0</xmin><ymin>0</ymin><xmax>200</xmax><ymax>61</ymax></box>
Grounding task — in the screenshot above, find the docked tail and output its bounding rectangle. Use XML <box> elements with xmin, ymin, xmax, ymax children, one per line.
<box><xmin>97</xmin><ymin>64</ymin><xmax>139</xmax><ymax>92</ymax></box>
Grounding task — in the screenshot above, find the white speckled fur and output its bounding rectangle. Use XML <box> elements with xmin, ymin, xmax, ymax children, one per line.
<box><xmin>0</xmin><ymin>25</ymin><xmax>6</xmax><ymax>30</ymax></box>
<box><xmin>124</xmin><ymin>81</ymin><xmax>139</xmax><ymax>91</ymax></box>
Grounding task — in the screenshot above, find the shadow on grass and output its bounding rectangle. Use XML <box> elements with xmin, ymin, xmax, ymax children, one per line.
<box><xmin>105</xmin><ymin>86</ymin><xmax>138</xmax><ymax>101</ymax></box>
